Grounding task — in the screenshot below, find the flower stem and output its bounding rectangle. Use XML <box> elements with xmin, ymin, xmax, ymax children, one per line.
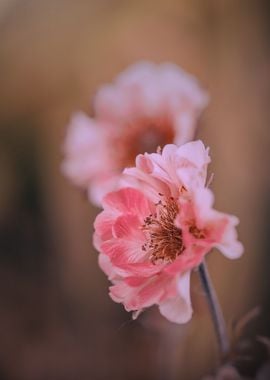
<box><xmin>198</xmin><ymin>260</ymin><xmax>230</xmax><ymax>358</ymax></box>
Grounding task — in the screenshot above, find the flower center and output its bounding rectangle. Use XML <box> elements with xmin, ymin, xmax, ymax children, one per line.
<box><xmin>189</xmin><ymin>224</ymin><xmax>206</xmax><ymax>239</ymax></box>
<box><xmin>142</xmin><ymin>196</ymin><xmax>184</xmax><ymax>264</ymax></box>
<box><xmin>115</xmin><ymin>117</ymin><xmax>174</xmax><ymax>167</ymax></box>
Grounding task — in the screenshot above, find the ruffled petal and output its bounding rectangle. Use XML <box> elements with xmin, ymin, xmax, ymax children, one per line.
<box><xmin>101</xmin><ymin>238</ymin><xmax>145</xmax><ymax>265</ymax></box>
<box><xmin>215</xmin><ymin>216</ymin><xmax>244</xmax><ymax>259</ymax></box>
<box><xmin>175</xmin><ymin>140</ymin><xmax>210</xmax><ymax>190</ymax></box>
<box><xmin>164</xmin><ymin>246</ymin><xmax>205</xmax><ymax>275</ymax></box>
<box><xmin>112</xmin><ymin>214</ymin><xmax>142</xmax><ymax>239</ymax></box>
<box><xmin>110</xmin><ymin>273</ymin><xmax>170</xmax><ymax>311</ymax></box>
<box><xmin>61</xmin><ymin>113</ymin><xmax>110</xmax><ymax>187</ymax></box>
<box><xmin>98</xmin><ymin>254</ymin><xmax>117</xmax><ymax>280</ymax></box>
<box><xmin>94</xmin><ymin>211</ymin><xmax>114</xmax><ymax>245</ymax></box>
<box><xmin>102</xmin><ymin>187</ymin><xmax>153</xmax><ymax>218</ymax></box>
<box><xmin>159</xmin><ymin>271</ymin><xmax>192</xmax><ymax>324</ymax></box>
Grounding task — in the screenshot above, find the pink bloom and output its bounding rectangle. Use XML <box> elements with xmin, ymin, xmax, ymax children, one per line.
<box><xmin>61</xmin><ymin>112</ymin><xmax>118</xmax><ymax>203</ymax></box>
<box><xmin>62</xmin><ymin>61</ymin><xmax>208</xmax><ymax>205</ymax></box>
<box><xmin>93</xmin><ymin>141</ymin><xmax>243</xmax><ymax>324</ymax></box>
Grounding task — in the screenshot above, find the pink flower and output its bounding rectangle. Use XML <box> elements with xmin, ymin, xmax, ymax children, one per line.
<box><xmin>61</xmin><ymin>112</ymin><xmax>118</xmax><ymax>203</ymax></box>
<box><xmin>93</xmin><ymin>141</ymin><xmax>243</xmax><ymax>323</ymax></box>
<box><xmin>62</xmin><ymin>61</ymin><xmax>208</xmax><ymax>205</ymax></box>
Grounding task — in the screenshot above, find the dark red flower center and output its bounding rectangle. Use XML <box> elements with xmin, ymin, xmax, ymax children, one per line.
<box><xmin>115</xmin><ymin>117</ymin><xmax>174</xmax><ymax>167</ymax></box>
<box><xmin>142</xmin><ymin>196</ymin><xmax>185</xmax><ymax>264</ymax></box>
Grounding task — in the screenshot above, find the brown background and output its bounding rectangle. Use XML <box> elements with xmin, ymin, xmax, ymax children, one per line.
<box><xmin>0</xmin><ymin>1</ymin><xmax>270</xmax><ymax>379</ymax></box>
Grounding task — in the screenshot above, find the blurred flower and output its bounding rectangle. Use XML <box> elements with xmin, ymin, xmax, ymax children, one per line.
<box><xmin>62</xmin><ymin>61</ymin><xmax>208</xmax><ymax>205</ymax></box>
<box><xmin>93</xmin><ymin>141</ymin><xmax>243</xmax><ymax>323</ymax></box>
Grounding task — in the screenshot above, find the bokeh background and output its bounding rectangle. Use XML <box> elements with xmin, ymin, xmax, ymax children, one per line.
<box><xmin>0</xmin><ymin>1</ymin><xmax>270</xmax><ymax>379</ymax></box>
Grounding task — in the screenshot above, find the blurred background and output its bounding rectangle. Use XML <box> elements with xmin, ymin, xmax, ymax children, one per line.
<box><xmin>0</xmin><ymin>0</ymin><xmax>270</xmax><ymax>379</ymax></box>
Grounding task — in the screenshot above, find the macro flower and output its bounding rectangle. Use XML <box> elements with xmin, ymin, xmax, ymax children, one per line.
<box><xmin>62</xmin><ymin>61</ymin><xmax>208</xmax><ymax>205</ymax></box>
<box><xmin>93</xmin><ymin>141</ymin><xmax>243</xmax><ymax>324</ymax></box>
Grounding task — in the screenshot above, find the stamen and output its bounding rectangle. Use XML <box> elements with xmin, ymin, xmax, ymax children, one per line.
<box><xmin>142</xmin><ymin>197</ymin><xmax>184</xmax><ymax>264</ymax></box>
<box><xmin>189</xmin><ymin>224</ymin><xmax>206</xmax><ymax>239</ymax></box>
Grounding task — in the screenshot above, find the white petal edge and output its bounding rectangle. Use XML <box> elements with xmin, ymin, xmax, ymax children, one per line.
<box><xmin>159</xmin><ymin>271</ymin><xmax>192</xmax><ymax>324</ymax></box>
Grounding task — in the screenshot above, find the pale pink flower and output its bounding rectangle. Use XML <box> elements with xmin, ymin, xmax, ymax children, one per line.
<box><xmin>61</xmin><ymin>112</ymin><xmax>118</xmax><ymax>203</ymax></box>
<box><xmin>62</xmin><ymin>61</ymin><xmax>208</xmax><ymax>205</ymax></box>
<box><xmin>93</xmin><ymin>141</ymin><xmax>243</xmax><ymax>323</ymax></box>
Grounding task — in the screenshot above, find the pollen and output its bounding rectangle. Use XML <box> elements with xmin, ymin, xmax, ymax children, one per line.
<box><xmin>142</xmin><ymin>197</ymin><xmax>184</xmax><ymax>264</ymax></box>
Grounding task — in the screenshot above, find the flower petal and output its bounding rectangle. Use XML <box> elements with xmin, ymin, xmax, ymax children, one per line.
<box><xmin>98</xmin><ymin>254</ymin><xmax>117</xmax><ymax>280</ymax></box>
<box><xmin>164</xmin><ymin>246</ymin><xmax>205</xmax><ymax>275</ymax></box>
<box><xmin>175</xmin><ymin>140</ymin><xmax>210</xmax><ymax>190</ymax></box>
<box><xmin>110</xmin><ymin>274</ymin><xmax>170</xmax><ymax>311</ymax></box>
<box><xmin>102</xmin><ymin>187</ymin><xmax>153</xmax><ymax>218</ymax></box>
<box><xmin>61</xmin><ymin>113</ymin><xmax>110</xmax><ymax>186</ymax></box>
<box><xmin>159</xmin><ymin>271</ymin><xmax>192</xmax><ymax>323</ymax></box>
<box><xmin>215</xmin><ymin>216</ymin><xmax>244</xmax><ymax>259</ymax></box>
